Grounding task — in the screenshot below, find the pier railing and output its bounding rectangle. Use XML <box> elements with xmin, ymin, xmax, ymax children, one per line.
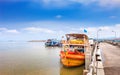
<box><xmin>105</xmin><ymin>40</ymin><xmax>120</xmax><ymax>47</ymax></box>
<box><xmin>83</xmin><ymin>42</ymin><xmax>105</xmax><ymax>75</ymax></box>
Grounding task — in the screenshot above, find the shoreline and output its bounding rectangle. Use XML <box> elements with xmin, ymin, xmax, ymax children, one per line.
<box><xmin>28</xmin><ymin>40</ymin><xmax>46</xmax><ymax>42</ymax></box>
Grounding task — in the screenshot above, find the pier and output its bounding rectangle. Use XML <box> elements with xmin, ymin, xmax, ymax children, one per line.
<box><xmin>84</xmin><ymin>41</ymin><xmax>120</xmax><ymax>75</ymax></box>
<box><xmin>100</xmin><ymin>42</ymin><xmax>120</xmax><ymax>75</ymax></box>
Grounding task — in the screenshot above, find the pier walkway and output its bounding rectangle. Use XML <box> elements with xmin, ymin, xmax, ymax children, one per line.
<box><xmin>100</xmin><ymin>42</ymin><xmax>120</xmax><ymax>75</ymax></box>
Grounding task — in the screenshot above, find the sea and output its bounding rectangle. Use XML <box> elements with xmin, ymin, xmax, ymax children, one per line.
<box><xmin>0</xmin><ymin>42</ymin><xmax>84</xmax><ymax>75</ymax></box>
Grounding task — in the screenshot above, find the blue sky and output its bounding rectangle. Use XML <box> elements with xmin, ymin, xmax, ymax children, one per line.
<box><xmin>0</xmin><ymin>0</ymin><xmax>120</xmax><ymax>41</ymax></box>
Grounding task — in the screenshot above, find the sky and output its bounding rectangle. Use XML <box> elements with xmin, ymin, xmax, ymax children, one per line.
<box><xmin>0</xmin><ymin>0</ymin><xmax>120</xmax><ymax>41</ymax></box>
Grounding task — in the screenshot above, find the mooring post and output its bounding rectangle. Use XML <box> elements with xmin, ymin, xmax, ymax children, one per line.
<box><xmin>83</xmin><ymin>70</ymin><xmax>88</xmax><ymax>75</ymax></box>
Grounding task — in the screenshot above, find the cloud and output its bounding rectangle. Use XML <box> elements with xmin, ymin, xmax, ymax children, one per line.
<box><xmin>38</xmin><ymin>0</ymin><xmax>120</xmax><ymax>8</ymax></box>
<box><xmin>109</xmin><ymin>16</ymin><xmax>117</xmax><ymax>19</ymax></box>
<box><xmin>85</xmin><ymin>24</ymin><xmax>120</xmax><ymax>38</ymax></box>
<box><xmin>41</xmin><ymin>0</ymin><xmax>93</xmax><ymax>5</ymax></box>
<box><xmin>0</xmin><ymin>28</ymin><xmax>7</xmax><ymax>31</ymax></box>
<box><xmin>1</xmin><ymin>21</ymin><xmax>120</xmax><ymax>40</ymax></box>
<box><xmin>0</xmin><ymin>28</ymin><xmax>20</xmax><ymax>34</ymax></box>
<box><xmin>6</xmin><ymin>29</ymin><xmax>20</xmax><ymax>34</ymax></box>
<box><xmin>2</xmin><ymin>0</ymin><xmax>120</xmax><ymax>8</ymax></box>
<box><xmin>98</xmin><ymin>0</ymin><xmax>120</xmax><ymax>8</ymax></box>
<box><xmin>0</xmin><ymin>0</ymin><xmax>27</xmax><ymax>2</ymax></box>
<box><xmin>65</xmin><ymin>24</ymin><xmax>120</xmax><ymax>39</ymax></box>
<box><xmin>28</xmin><ymin>21</ymin><xmax>120</xmax><ymax>39</ymax></box>
<box><xmin>23</xmin><ymin>27</ymin><xmax>55</xmax><ymax>34</ymax></box>
<box><xmin>41</xmin><ymin>0</ymin><xmax>72</xmax><ymax>7</ymax></box>
<box><xmin>99</xmin><ymin>26</ymin><xmax>110</xmax><ymax>30</ymax></box>
<box><xmin>116</xmin><ymin>24</ymin><xmax>120</xmax><ymax>27</ymax></box>
<box><xmin>55</xmin><ymin>15</ymin><xmax>62</xmax><ymax>19</ymax></box>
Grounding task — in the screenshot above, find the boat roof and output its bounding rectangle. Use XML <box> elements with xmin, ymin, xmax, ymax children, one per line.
<box><xmin>66</xmin><ymin>33</ymin><xmax>88</xmax><ymax>39</ymax></box>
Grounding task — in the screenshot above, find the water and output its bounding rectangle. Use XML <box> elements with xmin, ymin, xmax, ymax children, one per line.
<box><xmin>0</xmin><ymin>42</ymin><xmax>84</xmax><ymax>75</ymax></box>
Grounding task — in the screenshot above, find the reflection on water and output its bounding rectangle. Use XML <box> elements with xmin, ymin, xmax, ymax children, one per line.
<box><xmin>0</xmin><ymin>42</ymin><xmax>84</xmax><ymax>75</ymax></box>
<box><xmin>60</xmin><ymin>65</ymin><xmax>84</xmax><ymax>75</ymax></box>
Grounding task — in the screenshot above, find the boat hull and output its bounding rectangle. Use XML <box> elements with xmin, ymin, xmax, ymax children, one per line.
<box><xmin>61</xmin><ymin>58</ymin><xmax>85</xmax><ymax>67</ymax></box>
<box><xmin>60</xmin><ymin>51</ymin><xmax>85</xmax><ymax>67</ymax></box>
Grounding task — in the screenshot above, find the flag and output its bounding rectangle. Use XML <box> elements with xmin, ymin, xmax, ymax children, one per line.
<box><xmin>84</xmin><ymin>29</ymin><xmax>87</xmax><ymax>33</ymax></box>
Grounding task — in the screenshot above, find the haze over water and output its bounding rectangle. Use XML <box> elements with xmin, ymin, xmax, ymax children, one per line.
<box><xmin>0</xmin><ymin>42</ymin><xmax>84</xmax><ymax>75</ymax></box>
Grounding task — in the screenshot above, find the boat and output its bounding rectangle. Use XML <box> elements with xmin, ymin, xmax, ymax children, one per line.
<box><xmin>60</xmin><ymin>33</ymin><xmax>89</xmax><ymax>67</ymax></box>
<box><xmin>45</xmin><ymin>39</ymin><xmax>62</xmax><ymax>47</ymax></box>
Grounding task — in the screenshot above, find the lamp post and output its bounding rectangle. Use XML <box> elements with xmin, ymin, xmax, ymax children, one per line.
<box><xmin>97</xmin><ymin>29</ymin><xmax>102</xmax><ymax>42</ymax></box>
<box><xmin>112</xmin><ymin>31</ymin><xmax>116</xmax><ymax>39</ymax></box>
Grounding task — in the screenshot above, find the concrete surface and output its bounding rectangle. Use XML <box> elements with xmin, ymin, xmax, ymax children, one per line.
<box><xmin>100</xmin><ymin>42</ymin><xmax>120</xmax><ymax>75</ymax></box>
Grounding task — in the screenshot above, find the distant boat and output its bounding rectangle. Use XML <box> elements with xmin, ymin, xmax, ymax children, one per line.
<box><xmin>60</xmin><ymin>33</ymin><xmax>89</xmax><ymax>67</ymax></box>
<box><xmin>45</xmin><ymin>39</ymin><xmax>62</xmax><ymax>47</ymax></box>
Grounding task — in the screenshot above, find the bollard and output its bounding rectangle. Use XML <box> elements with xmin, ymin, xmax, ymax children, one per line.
<box><xmin>83</xmin><ymin>70</ymin><xmax>88</xmax><ymax>75</ymax></box>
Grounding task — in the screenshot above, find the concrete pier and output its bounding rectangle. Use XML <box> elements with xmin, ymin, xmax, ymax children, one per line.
<box><xmin>100</xmin><ymin>42</ymin><xmax>120</xmax><ymax>75</ymax></box>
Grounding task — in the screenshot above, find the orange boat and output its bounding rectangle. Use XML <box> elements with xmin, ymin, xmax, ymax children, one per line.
<box><xmin>60</xmin><ymin>33</ymin><xmax>89</xmax><ymax>67</ymax></box>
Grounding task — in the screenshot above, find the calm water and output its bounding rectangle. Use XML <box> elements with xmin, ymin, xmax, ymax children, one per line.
<box><xmin>0</xmin><ymin>42</ymin><xmax>84</xmax><ymax>75</ymax></box>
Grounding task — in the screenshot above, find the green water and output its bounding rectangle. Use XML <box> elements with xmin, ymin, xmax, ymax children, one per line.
<box><xmin>0</xmin><ymin>42</ymin><xmax>84</xmax><ymax>75</ymax></box>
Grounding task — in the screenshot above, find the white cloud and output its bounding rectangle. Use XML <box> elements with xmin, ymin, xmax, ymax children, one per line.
<box><xmin>98</xmin><ymin>0</ymin><xmax>120</xmax><ymax>8</ymax></box>
<box><xmin>64</xmin><ymin>24</ymin><xmax>120</xmax><ymax>39</ymax></box>
<box><xmin>1</xmin><ymin>21</ymin><xmax>120</xmax><ymax>40</ymax></box>
<box><xmin>85</xmin><ymin>24</ymin><xmax>120</xmax><ymax>39</ymax></box>
<box><xmin>0</xmin><ymin>28</ymin><xmax>7</xmax><ymax>31</ymax></box>
<box><xmin>42</xmin><ymin>0</ymin><xmax>71</xmax><ymax>7</ymax></box>
<box><xmin>0</xmin><ymin>28</ymin><xmax>20</xmax><ymax>34</ymax></box>
<box><xmin>99</xmin><ymin>26</ymin><xmax>110</xmax><ymax>30</ymax></box>
<box><xmin>39</xmin><ymin>0</ymin><xmax>120</xmax><ymax>8</ymax></box>
<box><xmin>2</xmin><ymin>0</ymin><xmax>120</xmax><ymax>8</ymax></box>
<box><xmin>115</xmin><ymin>24</ymin><xmax>120</xmax><ymax>27</ymax></box>
<box><xmin>0</xmin><ymin>0</ymin><xmax>28</xmax><ymax>2</ymax></box>
<box><xmin>109</xmin><ymin>16</ymin><xmax>117</xmax><ymax>19</ymax></box>
<box><xmin>23</xmin><ymin>27</ymin><xmax>55</xmax><ymax>34</ymax></box>
<box><xmin>56</xmin><ymin>15</ymin><xmax>62</xmax><ymax>19</ymax></box>
<box><xmin>41</xmin><ymin>0</ymin><xmax>93</xmax><ymax>5</ymax></box>
<box><xmin>6</xmin><ymin>29</ymin><xmax>20</xmax><ymax>34</ymax></box>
